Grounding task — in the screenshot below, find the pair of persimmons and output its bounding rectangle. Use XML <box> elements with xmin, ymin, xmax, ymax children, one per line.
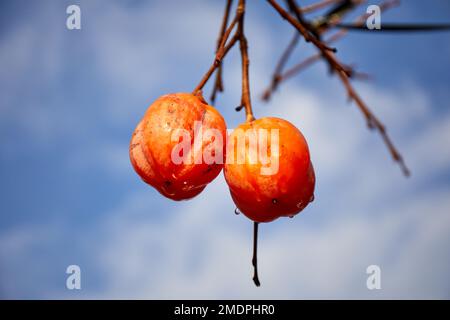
<box><xmin>130</xmin><ymin>92</ymin><xmax>315</xmax><ymax>223</ymax></box>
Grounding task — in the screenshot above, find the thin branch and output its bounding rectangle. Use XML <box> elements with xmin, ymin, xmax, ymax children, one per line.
<box><xmin>267</xmin><ymin>0</ymin><xmax>409</xmax><ymax>175</ymax></box>
<box><xmin>237</xmin><ymin>0</ymin><xmax>255</xmax><ymax>122</ymax></box>
<box><xmin>280</xmin><ymin>52</ymin><xmax>322</xmax><ymax>80</ymax></box>
<box><xmin>252</xmin><ymin>222</ymin><xmax>261</xmax><ymax>287</ymax></box>
<box><xmin>268</xmin><ymin>0</ymin><xmax>347</xmax><ymax>73</ymax></box>
<box><xmin>217</xmin><ymin>0</ymin><xmax>234</xmax><ymax>54</ymax></box>
<box><xmin>193</xmin><ymin>0</ymin><xmax>254</xmax><ymax>123</ymax></box>
<box><xmin>263</xmin><ymin>0</ymin><xmax>395</xmax><ymax>100</ymax></box>
<box><xmin>192</xmin><ymin>34</ymin><xmax>239</xmax><ymax>96</ymax></box>
<box><xmin>307</xmin><ymin>1</ymin><xmax>367</xmax><ymax>40</ymax></box>
<box><xmin>300</xmin><ymin>0</ymin><xmax>342</xmax><ymax>14</ymax></box>
<box><xmin>261</xmin><ymin>0</ymin><xmax>342</xmax><ymax>102</ymax></box>
<box><xmin>337</xmin><ymin>70</ymin><xmax>410</xmax><ymax>176</ymax></box>
<box><xmin>276</xmin><ymin>52</ymin><xmax>371</xmax><ymax>84</ymax></box>
<box><xmin>262</xmin><ymin>32</ymin><xmax>300</xmax><ymax>101</ymax></box>
<box><xmin>210</xmin><ymin>0</ymin><xmax>234</xmax><ymax>103</ymax></box>
<box><xmin>274</xmin><ymin>32</ymin><xmax>300</xmax><ymax>82</ymax></box>
<box><xmin>335</xmin><ymin>22</ymin><xmax>450</xmax><ymax>32</ymax></box>
<box><xmin>215</xmin><ymin>13</ymin><xmax>241</xmax><ymax>61</ymax></box>
<box><xmin>263</xmin><ymin>0</ymin><xmax>337</xmax><ymax>102</ymax></box>
<box><xmin>263</xmin><ymin>0</ymin><xmax>348</xmax><ymax>100</ymax></box>
<box><xmin>192</xmin><ymin>2</ymin><xmax>243</xmax><ymax>95</ymax></box>
<box><xmin>328</xmin><ymin>0</ymin><xmax>400</xmax><ymax>38</ymax></box>
<box><xmin>263</xmin><ymin>0</ymin><xmax>399</xmax><ymax>98</ymax></box>
<box><xmin>262</xmin><ymin>0</ymin><xmax>400</xmax><ymax>101</ymax></box>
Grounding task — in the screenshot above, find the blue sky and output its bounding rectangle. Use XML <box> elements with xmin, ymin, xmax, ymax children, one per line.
<box><xmin>0</xmin><ymin>0</ymin><xmax>450</xmax><ymax>299</ymax></box>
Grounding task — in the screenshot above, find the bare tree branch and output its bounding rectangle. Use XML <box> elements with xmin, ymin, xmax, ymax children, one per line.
<box><xmin>210</xmin><ymin>0</ymin><xmax>234</xmax><ymax>103</ymax></box>
<box><xmin>300</xmin><ymin>0</ymin><xmax>342</xmax><ymax>14</ymax></box>
<box><xmin>267</xmin><ymin>0</ymin><xmax>410</xmax><ymax>175</ymax></box>
<box><xmin>237</xmin><ymin>0</ymin><xmax>255</xmax><ymax>122</ymax></box>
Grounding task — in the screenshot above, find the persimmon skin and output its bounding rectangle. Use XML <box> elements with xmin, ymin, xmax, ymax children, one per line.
<box><xmin>224</xmin><ymin>117</ymin><xmax>315</xmax><ymax>222</ymax></box>
<box><xmin>130</xmin><ymin>93</ymin><xmax>227</xmax><ymax>201</ymax></box>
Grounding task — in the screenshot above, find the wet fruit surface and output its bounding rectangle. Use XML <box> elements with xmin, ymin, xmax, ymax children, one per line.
<box><xmin>224</xmin><ymin>117</ymin><xmax>315</xmax><ymax>222</ymax></box>
<box><xmin>130</xmin><ymin>93</ymin><xmax>227</xmax><ymax>200</ymax></box>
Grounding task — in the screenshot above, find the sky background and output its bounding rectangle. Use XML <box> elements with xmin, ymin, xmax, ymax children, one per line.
<box><xmin>0</xmin><ymin>0</ymin><xmax>450</xmax><ymax>299</ymax></box>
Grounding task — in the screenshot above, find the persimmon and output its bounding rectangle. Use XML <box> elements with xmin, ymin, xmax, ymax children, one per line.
<box><xmin>130</xmin><ymin>93</ymin><xmax>227</xmax><ymax>201</ymax></box>
<box><xmin>224</xmin><ymin>117</ymin><xmax>315</xmax><ymax>223</ymax></box>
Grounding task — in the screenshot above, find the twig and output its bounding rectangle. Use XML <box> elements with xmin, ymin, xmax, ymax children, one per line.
<box><xmin>268</xmin><ymin>0</ymin><xmax>348</xmax><ymax>72</ymax></box>
<box><xmin>236</xmin><ymin>0</ymin><xmax>259</xmax><ymax>288</ymax></box>
<box><xmin>237</xmin><ymin>0</ymin><xmax>255</xmax><ymax>122</ymax></box>
<box><xmin>192</xmin><ymin>34</ymin><xmax>239</xmax><ymax>95</ymax></box>
<box><xmin>263</xmin><ymin>0</ymin><xmax>400</xmax><ymax>81</ymax></box>
<box><xmin>263</xmin><ymin>0</ymin><xmax>399</xmax><ymax>100</ymax></box>
<box><xmin>300</xmin><ymin>0</ymin><xmax>342</xmax><ymax>14</ymax></box>
<box><xmin>252</xmin><ymin>222</ymin><xmax>261</xmax><ymax>287</ymax></box>
<box><xmin>329</xmin><ymin>0</ymin><xmax>400</xmax><ymax>38</ymax></box>
<box><xmin>337</xmin><ymin>70</ymin><xmax>410</xmax><ymax>176</ymax></box>
<box><xmin>192</xmin><ymin>2</ymin><xmax>244</xmax><ymax>95</ymax></box>
<box><xmin>216</xmin><ymin>13</ymin><xmax>241</xmax><ymax>61</ymax></box>
<box><xmin>262</xmin><ymin>0</ymin><xmax>346</xmax><ymax>100</ymax></box>
<box><xmin>279</xmin><ymin>53</ymin><xmax>322</xmax><ymax>81</ymax></box>
<box><xmin>210</xmin><ymin>0</ymin><xmax>234</xmax><ymax>103</ymax></box>
<box><xmin>263</xmin><ymin>0</ymin><xmax>394</xmax><ymax>100</ymax></box>
<box><xmin>335</xmin><ymin>22</ymin><xmax>450</xmax><ymax>32</ymax></box>
<box><xmin>267</xmin><ymin>0</ymin><xmax>409</xmax><ymax>175</ymax></box>
<box><xmin>274</xmin><ymin>52</ymin><xmax>371</xmax><ymax>85</ymax></box>
<box><xmin>262</xmin><ymin>32</ymin><xmax>300</xmax><ymax>101</ymax></box>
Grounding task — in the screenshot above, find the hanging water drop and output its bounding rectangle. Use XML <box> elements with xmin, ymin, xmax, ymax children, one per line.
<box><xmin>309</xmin><ymin>194</ymin><xmax>315</xmax><ymax>203</ymax></box>
<box><xmin>234</xmin><ymin>208</ymin><xmax>241</xmax><ymax>215</ymax></box>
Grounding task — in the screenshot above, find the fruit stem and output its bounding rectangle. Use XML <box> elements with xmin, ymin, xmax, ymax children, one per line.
<box><xmin>252</xmin><ymin>221</ymin><xmax>261</xmax><ymax>287</ymax></box>
<box><xmin>237</xmin><ymin>0</ymin><xmax>255</xmax><ymax>123</ymax></box>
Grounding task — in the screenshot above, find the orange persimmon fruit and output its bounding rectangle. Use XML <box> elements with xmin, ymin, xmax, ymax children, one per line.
<box><xmin>224</xmin><ymin>117</ymin><xmax>315</xmax><ymax>222</ymax></box>
<box><xmin>130</xmin><ymin>93</ymin><xmax>227</xmax><ymax>200</ymax></box>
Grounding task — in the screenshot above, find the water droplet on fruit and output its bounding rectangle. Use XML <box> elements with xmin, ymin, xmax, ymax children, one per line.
<box><xmin>296</xmin><ymin>201</ymin><xmax>303</xmax><ymax>208</ymax></box>
<box><xmin>309</xmin><ymin>194</ymin><xmax>315</xmax><ymax>203</ymax></box>
<box><xmin>272</xmin><ymin>198</ymin><xmax>278</xmax><ymax>204</ymax></box>
<box><xmin>183</xmin><ymin>181</ymin><xmax>187</xmax><ymax>185</ymax></box>
<box><xmin>234</xmin><ymin>208</ymin><xmax>241</xmax><ymax>215</ymax></box>
<box><xmin>289</xmin><ymin>215</ymin><xmax>294</xmax><ymax>219</ymax></box>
